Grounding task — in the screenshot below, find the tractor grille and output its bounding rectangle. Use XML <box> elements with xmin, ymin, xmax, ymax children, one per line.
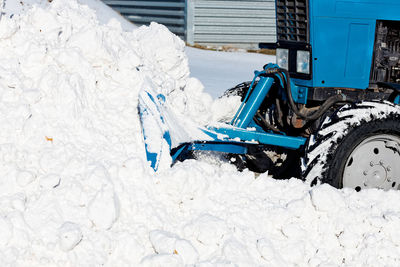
<box><xmin>371</xmin><ymin>21</ymin><xmax>400</xmax><ymax>85</ymax></box>
<box><xmin>276</xmin><ymin>0</ymin><xmax>309</xmax><ymax>43</ymax></box>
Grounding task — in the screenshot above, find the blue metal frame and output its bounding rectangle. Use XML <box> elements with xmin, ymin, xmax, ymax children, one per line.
<box><xmin>188</xmin><ymin>142</ymin><xmax>247</xmax><ymax>154</ymax></box>
<box><xmin>206</xmin><ymin>127</ymin><xmax>306</xmax><ymax>150</ymax></box>
<box><xmin>169</xmin><ymin>69</ymin><xmax>307</xmax><ymax>164</ymax></box>
<box><xmin>138</xmin><ymin>66</ymin><xmax>308</xmax><ymax>170</ymax></box>
<box><xmin>231</xmin><ymin>75</ymin><xmax>274</xmax><ymax>128</ymax></box>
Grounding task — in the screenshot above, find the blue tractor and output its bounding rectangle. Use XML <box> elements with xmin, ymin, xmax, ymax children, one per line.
<box><xmin>139</xmin><ymin>0</ymin><xmax>400</xmax><ymax>191</ymax></box>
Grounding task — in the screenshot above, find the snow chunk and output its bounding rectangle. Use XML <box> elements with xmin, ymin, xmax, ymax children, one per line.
<box><xmin>310</xmin><ymin>184</ymin><xmax>346</xmax><ymax>212</ymax></box>
<box><xmin>222</xmin><ymin>238</ymin><xmax>250</xmax><ymax>264</ymax></box>
<box><xmin>10</xmin><ymin>193</ymin><xmax>27</xmax><ymax>211</ymax></box>
<box><xmin>0</xmin><ymin>217</ymin><xmax>13</xmax><ymax>247</ymax></box>
<box><xmin>87</xmin><ymin>184</ymin><xmax>120</xmax><ymax>230</ymax></box>
<box><xmin>184</xmin><ymin>214</ymin><xmax>230</xmax><ymax>247</ymax></box>
<box><xmin>58</xmin><ymin>222</ymin><xmax>83</xmax><ymax>251</ymax></box>
<box><xmin>149</xmin><ymin>230</ymin><xmax>199</xmax><ymax>265</ymax></box>
<box><xmin>140</xmin><ymin>254</ymin><xmax>183</xmax><ymax>267</ymax></box>
<box><xmin>39</xmin><ymin>173</ymin><xmax>61</xmax><ymax>189</ymax></box>
<box><xmin>256</xmin><ymin>238</ymin><xmax>276</xmax><ymax>261</ymax></box>
<box><xmin>16</xmin><ymin>170</ymin><xmax>36</xmax><ymax>187</ymax></box>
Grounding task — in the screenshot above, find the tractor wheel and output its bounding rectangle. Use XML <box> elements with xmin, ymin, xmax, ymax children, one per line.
<box><xmin>302</xmin><ymin>101</ymin><xmax>400</xmax><ymax>190</ymax></box>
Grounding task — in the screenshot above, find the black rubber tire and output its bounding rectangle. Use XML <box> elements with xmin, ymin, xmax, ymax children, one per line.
<box><xmin>302</xmin><ymin>101</ymin><xmax>400</xmax><ymax>189</ymax></box>
<box><xmin>221</xmin><ymin>81</ymin><xmax>252</xmax><ymax>100</ymax></box>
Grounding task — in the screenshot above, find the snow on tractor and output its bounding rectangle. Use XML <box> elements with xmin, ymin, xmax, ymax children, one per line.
<box><xmin>139</xmin><ymin>0</ymin><xmax>400</xmax><ymax>191</ymax></box>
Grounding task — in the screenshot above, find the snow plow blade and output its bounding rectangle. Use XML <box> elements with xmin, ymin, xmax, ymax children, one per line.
<box><xmin>138</xmin><ymin>86</ymin><xmax>214</xmax><ymax>171</ymax></box>
<box><xmin>138</xmin><ymin>88</ymin><xmax>172</xmax><ymax>171</ymax></box>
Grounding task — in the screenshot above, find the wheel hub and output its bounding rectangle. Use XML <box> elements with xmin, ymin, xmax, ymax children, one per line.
<box><xmin>364</xmin><ymin>164</ymin><xmax>388</xmax><ymax>187</ymax></box>
<box><xmin>343</xmin><ymin>135</ymin><xmax>400</xmax><ymax>191</ymax></box>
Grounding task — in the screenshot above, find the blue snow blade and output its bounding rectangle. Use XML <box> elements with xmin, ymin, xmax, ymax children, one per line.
<box><xmin>138</xmin><ymin>89</ymin><xmax>172</xmax><ymax>171</ymax></box>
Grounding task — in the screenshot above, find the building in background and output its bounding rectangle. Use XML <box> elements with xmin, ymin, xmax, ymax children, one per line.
<box><xmin>102</xmin><ymin>0</ymin><xmax>276</xmax><ymax>49</ymax></box>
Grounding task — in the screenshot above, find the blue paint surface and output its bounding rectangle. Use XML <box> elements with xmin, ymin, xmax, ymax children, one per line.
<box><xmin>309</xmin><ymin>0</ymin><xmax>400</xmax><ymax>89</ymax></box>
<box><xmin>231</xmin><ymin>76</ymin><xmax>274</xmax><ymax>128</ymax></box>
<box><xmin>207</xmin><ymin>127</ymin><xmax>306</xmax><ymax>150</ymax></box>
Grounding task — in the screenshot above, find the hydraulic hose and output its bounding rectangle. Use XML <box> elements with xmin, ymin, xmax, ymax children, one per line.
<box><xmin>275</xmin><ymin>98</ymin><xmax>284</xmax><ymax>128</ymax></box>
<box><xmin>278</xmin><ymin>68</ymin><xmax>354</xmax><ymax>121</ymax></box>
<box><xmin>255</xmin><ymin>111</ymin><xmax>281</xmax><ymax>133</ymax></box>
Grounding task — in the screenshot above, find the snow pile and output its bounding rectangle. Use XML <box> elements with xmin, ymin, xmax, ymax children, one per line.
<box><xmin>0</xmin><ymin>1</ymin><xmax>399</xmax><ymax>266</ymax></box>
<box><xmin>1</xmin><ymin>0</ymin><xmax>136</xmax><ymax>31</ymax></box>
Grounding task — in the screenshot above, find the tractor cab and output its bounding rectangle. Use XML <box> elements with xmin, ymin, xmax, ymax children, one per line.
<box><xmin>275</xmin><ymin>0</ymin><xmax>400</xmax><ymax>101</ymax></box>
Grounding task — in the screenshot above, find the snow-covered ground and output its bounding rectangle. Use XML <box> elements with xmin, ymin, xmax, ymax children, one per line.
<box><xmin>186</xmin><ymin>47</ymin><xmax>275</xmax><ymax>98</ymax></box>
<box><xmin>0</xmin><ymin>0</ymin><xmax>399</xmax><ymax>266</ymax></box>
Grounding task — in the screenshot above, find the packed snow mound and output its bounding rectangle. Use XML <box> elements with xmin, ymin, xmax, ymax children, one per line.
<box><xmin>1</xmin><ymin>0</ymin><xmax>136</xmax><ymax>31</ymax></box>
<box><xmin>0</xmin><ymin>0</ymin><xmax>400</xmax><ymax>266</ymax></box>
